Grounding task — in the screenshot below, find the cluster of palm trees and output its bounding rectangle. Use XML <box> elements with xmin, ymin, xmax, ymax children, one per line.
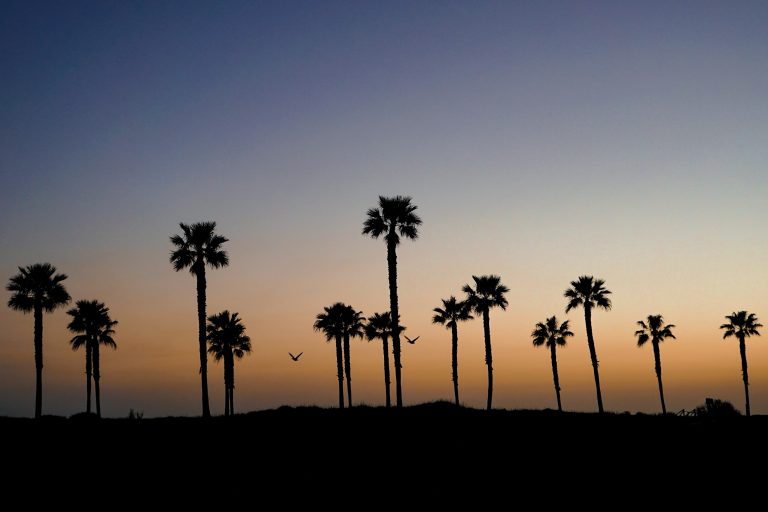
<box><xmin>170</xmin><ymin>221</ymin><xmax>252</xmax><ymax>416</ymax></box>
<box><xmin>4</xmin><ymin>196</ymin><xmax>763</xmax><ymax>418</ymax></box>
<box><xmin>6</xmin><ymin>263</ymin><xmax>119</xmax><ymax>418</ymax></box>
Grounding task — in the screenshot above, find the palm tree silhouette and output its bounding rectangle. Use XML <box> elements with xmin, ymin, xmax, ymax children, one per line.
<box><xmin>341</xmin><ymin>305</ymin><xmax>364</xmax><ymax>408</ymax></box>
<box><xmin>720</xmin><ymin>311</ymin><xmax>762</xmax><ymax>417</ymax></box>
<box><xmin>531</xmin><ymin>316</ymin><xmax>573</xmax><ymax>412</ymax></box>
<box><xmin>207</xmin><ymin>310</ymin><xmax>252</xmax><ymax>416</ymax></box>
<box><xmin>363</xmin><ymin>195</ymin><xmax>421</xmax><ymax>407</ymax></box>
<box><xmin>365</xmin><ymin>312</ymin><xmax>396</xmax><ymax>407</ymax></box>
<box><xmin>432</xmin><ymin>296</ymin><xmax>473</xmax><ymax>406</ymax></box>
<box><xmin>463</xmin><ymin>275</ymin><xmax>509</xmax><ymax>410</ymax></box>
<box><xmin>314</xmin><ymin>303</ymin><xmax>347</xmax><ymax>408</ymax></box>
<box><xmin>564</xmin><ymin>275</ymin><xmax>611</xmax><ymax>413</ymax></box>
<box><xmin>634</xmin><ymin>315</ymin><xmax>675</xmax><ymax>414</ymax></box>
<box><xmin>170</xmin><ymin>221</ymin><xmax>229</xmax><ymax>418</ymax></box>
<box><xmin>66</xmin><ymin>300</ymin><xmax>117</xmax><ymax>417</ymax></box>
<box><xmin>6</xmin><ymin>263</ymin><xmax>71</xmax><ymax>418</ymax></box>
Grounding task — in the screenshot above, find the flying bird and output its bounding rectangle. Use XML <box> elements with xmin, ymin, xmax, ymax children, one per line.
<box><xmin>404</xmin><ymin>335</ymin><xmax>420</xmax><ymax>345</ymax></box>
<box><xmin>289</xmin><ymin>352</ymin><xmax>303</xmax><ymax>361</ymax></box>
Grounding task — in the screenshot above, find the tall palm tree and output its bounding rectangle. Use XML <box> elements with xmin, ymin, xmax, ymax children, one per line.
<box><xmin>7</xmin><ymin>263</ymin><xmax>71</xmax><ymax>418</ymax></box>
<box><xmin>341</xmin><ymin>305</ymin><xmax>364</xmax><ymax>408</ymax></box>
<box><xmin>463</xmin><ymin>275</ymin><xmax>509</xmax><ymax>410</ymax></box>
<box><xmin>564</xmin><ymin>275</ymin><xmax>612</xmax><ymax>413</ymax></box>
<box><xmin>207</xmin><ymin>310</ymin><xmax>251</xmax><ymax>416</ymax></box>
<box><xmin>314</xmin><ymin>303</ymin><xmax>347</xmax><ymax>408</ymax></box>
<box><xmin>67</xmin><ymin>300</ymin><xmax>117</xmax><ymax>417</ymax></box>
<box><xmin>363</xmin><ymin>195</ymin><xmax>421</xmax><ymax>407</ymax></box>
<box><xmin>720</xmin><ymin>311</ymin><xmax>762</xmax><ymax>417</ymax></box>
<box><xmin>531</xmin><ymin>316</ymin><xmax>573</xmax><ymax>412</ymax></box>
<box><xmin>635</xmin><ymin>314</ymin><xmax>675</xmax><ymax>414</ymax></box>
<box><xmin>170</xmin><ymin>221</ymin><xmax>229</xmax><ymax>418</ymax></box>
<box><xmin>365</xmin><ymin>311</ymin><xmax>395</xmax><ymax>407</ymax></box>
<box><xmin>432</xmin><ymin>296</ymin><xmax>473</xmax><ymax>406</ymax></box>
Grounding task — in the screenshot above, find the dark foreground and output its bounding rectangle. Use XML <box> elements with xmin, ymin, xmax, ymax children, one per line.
<box><xmin>3</xmin><ymin>402</ymin><xmax>766</xmax><ymax>503</ymax></box>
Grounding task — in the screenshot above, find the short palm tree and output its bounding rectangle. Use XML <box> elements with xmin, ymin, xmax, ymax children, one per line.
<box><xmin>463</xmin><ymin>275</ymin><xmax>509</xmax><ymax>410</ymax></box>
<box><xmin>432</xmin><ymin>296</ymin><xmax>473</xmax><ymax>406</ymax></box>
<box><xmin>531</xmin><ymin>316</ymin><xmax>573</xmax><ymax>412</ymax></box>
<box><xmin>207</xmin><ymin>310</ymin><xmax>251</xmax><ymax>416</ymax></box>
<box><xmin>170</xmin><ymin>221</ymin><xmax>229</xmax><ymax>418</ymax></box>
<box><xmin>635</xmin><ymin>315</ymin><xmax>675</xmax><ymax>414</ymax></box>
<box><xmin>341</xmin><ymin>305</ymin><xmax>364</xmax><ymax>407</ymax></box>
<box><xmin>7</xmin><ymin>263</ymin><xmax>71</xmax><ymax>418</ymax></box>
<box><xmin>67</xmin><ymin>300</ymin><xmax>116</xmax><ymax>416</ymax></box>
<box><xmin>720</xmin><ymin>311</ymin><xmax>762</xmax><ymax>417</ymax></box>
<box><xmin>314</xmin><ymin>303</ymin><xmax>347</xmax><ymax>408</ymax></box>
<box><xmin>363</xmin><ymin>195</ymin><xmax>422</xmax><ymax>407</ymax></box>
<box><xmin>564</xmin><ymin>275</ymin><xmax>612</xmax><ymax>413</ymax></box>
<box><xmin>365</xmin><ymin>312</ymin><xmax>396</xmax><ymax>407</ymax></box>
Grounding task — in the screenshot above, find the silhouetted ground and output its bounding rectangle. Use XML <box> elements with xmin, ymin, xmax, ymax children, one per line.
<box><xmin>3</xmin><ymin>402</ymin><xmax>766</xmax><ymax>504</ymax></box>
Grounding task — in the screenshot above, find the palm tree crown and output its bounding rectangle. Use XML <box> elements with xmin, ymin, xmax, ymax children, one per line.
<box><xmin>314</xmin><ymin>303</ymin><xmax>347</xmax><ymax>341</ymax></box>
<box><xmin>170</xmin><ymin>221</ymin><xmax>229</xmax><ymax>272</ymax></box>
<box><xmin>365</xmin><ymin>312</ymin><xmax>394</xmax><ymax>341</ymax></box>
<box><xmin>362</xmin><ymin>195</ymin><xmax>422</xmax><ymax>245</ymax></box>
<box><xmin>720</xmin><ymin>311</ymin><xmax>762</xmax><ymax>340</ymax></box>
<box><xmin>463</xmin><ymin>275</ymin><xmax>509</xmax><ymax>313</ymax></box>
<box><xmin>7</xmin><ymin>263</ymin><xmax>70</xmax><ymax>313</ymax></box>
<box><xmin>531</xmin><ymin>316</ymin><xmax>573</xmax><ymax>348</ymax></box>
<box><xmin>432</xmin><ymin>296</ymin><xmax>472</xmax><ymax>328</ymax></box>
<box><xmin>207</xmin><ymin>311</ymin><xmax>252</xmax><ymax>361</ymax></box>
<box><xmin>635</xmin><ymin>315</ymin><xmax>676</xmax><ymax>347</ymax></box>
<box><xmin>564</xmin><ymin>275</ymin><xmax>612</xmax><ymax>312</ymax></box>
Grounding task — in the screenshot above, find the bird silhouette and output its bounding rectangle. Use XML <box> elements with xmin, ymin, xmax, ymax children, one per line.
<box><xmin>289</xmin><ymin>352</ymin><xmax>303</xmax><ymax>361</ymax></box>
<box><xmin>404</xmin><ymin>335</ymin><xmax>420</xmax><ymax>345</ymax></box>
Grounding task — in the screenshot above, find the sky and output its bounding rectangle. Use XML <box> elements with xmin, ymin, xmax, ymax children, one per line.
<box><xmin>1</xmin><ymin>0</ymin><xmax>766</xmax><ymax>417</ymax></box>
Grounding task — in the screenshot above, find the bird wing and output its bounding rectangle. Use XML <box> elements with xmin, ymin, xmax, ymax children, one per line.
<box><xmin>297</xmin><ymin>352</ymin><xmax>303</xmax><ymax>359</ymax></box>
<box><xmin>289</xmin><ymin>352</ymin><xmax>296</xmax><ymax>359</ymax></box>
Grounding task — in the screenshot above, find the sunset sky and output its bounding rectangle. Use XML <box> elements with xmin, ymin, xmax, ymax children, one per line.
<box><xmin>1</xmin><ymin>1</ymin><xmax>766</xmax><ymax>417</ymax></box>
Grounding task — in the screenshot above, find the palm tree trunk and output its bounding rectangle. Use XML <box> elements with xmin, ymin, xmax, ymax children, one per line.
<box><xmin>33</xmin><ymin>303</ymin><xmax>43</xmax><ymax>419</ymax></box>
<box><xmin>195</xmin><ymin>265</ymin><xmax>211</xmax><ymax>418</ymax></box>
<box><xmin>335</xmin><ymin>335</ymin><xmax>344</xmax><ymax>409</ymax></box>
<box><xmin>550</xmin><ymin>344</ymin><xmax>562</xmax><ymax>412</ymax></box>
<box><xmin>387</xmin><ymin>234</ymin><xmax>403</xmax><ymax>407</ymax></box>
<box><xmin>739</xmin><ymin>337</ymin><xmax>750</xmax><ymax>417</ymax></box>
<box><xmin>482</xmin><ymin>308</ymin><xmax>493</xmax><ymax>410</ymax></box>
<box><xmin>230</xmin><ymin>356</ymin><xmax>235</xmax><ymax>415</ymax></box>
<box><xmin>224</xmin><ymin>352</ymin><xmax>232</xmax><ymax>416</ymax></box>
<box><xmin>382</xmin><ymin>335</ymin><xmax>391</xmax><ymax>408</ymax></box>
<box><xmin>451</xmin><ymin>324</ymin><xmax>459</xmax><ymax>406</ymax></box>
<box><xmin>583</xmin><ymin>306</ymin><xmax>604</xmax><ymax>413</ymax></box>
<box><xmin>85</xmin><ymin>342</ymin><xmax>92</xmax><ymax>414</ymax></box>
<box><xmin>93</xmin><ymin>341</ymin><xmax>102</xmax><ymax>417</ymax></box>
<box><xmin>343</xmin><ymin>334</ymin><xmax>353</xmax><ymax>407</ymax></box>
<box><xmin>652</xmin><ymin>341</ymin><xmax>666</xmax><ymax>414</ymax></box>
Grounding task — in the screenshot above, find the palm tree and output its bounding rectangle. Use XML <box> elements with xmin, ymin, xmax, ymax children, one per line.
<box><xmin>314</xmin><ymin>303</ymin><xmax>347</xmax><ymax>408</ymax></box>
<box><xmin>463</xmin><ymin>275</ymin><xmax>509</xmax><ymax>410</ymax></box>
<box><xmin>66</xmin><ymin>300</ymin><xmax>117</xmax><ymax>417</ymax></box>
<box><xmin>207</xmin><ymin>310</ymin><xmax>252</xmax><ymax>416</ymax></box>
<box><xmin>170</xmin><ymin>221</ymin><xmax>229</xmax><ymax>418</ymax></box>
<box><xmin>363</xmin><ymin>195</ymin><xmax>422</xmax><ymax>407</ymax></box>
<box><xmin>531</xmin><ymin>316</ymin><xmax>573</xmax><ymax>412</ymax></box>
<box><xmin>634</xmin><ymin>315</ymin><xmax>676</xmax><ymax>414</ymax></box>
<box><xmin>564</xmin><ymin>275</ymin><xmax>612</xmax><ymax>413</ymax></box>
<box><xmin>341</xmin><ymin>305</ymin><xmax>364</xmax><ymax>408</ymax></box>
<box><xmin>365</xmin><ymin>312</ymin><xmax>395</xmax><ymax>407</ymax></box>
<box><xmin>432</xmin><ymin>296</ymin><xmax>473</xmax><ymax>406</ymax></box>
<box><xmin>720</xmin><ymin>311</ymin><xmax>762</xmax><ymax>417</ymax></box>
<box><xmin>6</xmin><ymin>263</ymin><xmax>71</xmax><ymax>418</ymax></box>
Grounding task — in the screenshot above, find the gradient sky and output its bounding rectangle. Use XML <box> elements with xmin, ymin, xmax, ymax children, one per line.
<box><xmin>1</xmin><ymin>1</ymin><xmax>766</xmax><ymax>417</ymax></box>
